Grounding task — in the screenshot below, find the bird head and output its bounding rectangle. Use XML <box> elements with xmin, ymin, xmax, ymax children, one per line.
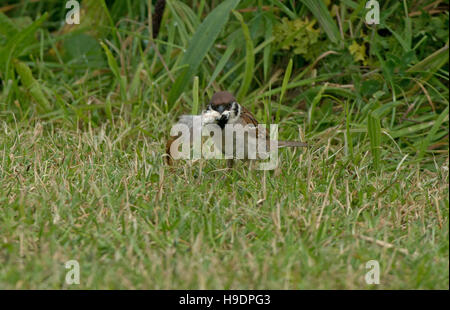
<box><xmin>202</xmin><ymin>91</ymin><xmax>241</xmax><ymax>128</ymax></box>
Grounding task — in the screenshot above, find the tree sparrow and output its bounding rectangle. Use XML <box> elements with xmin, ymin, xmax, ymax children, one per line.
<box><xmin>165</xmin><ymin>91</ymin><xmax>307</xmax><ymax>166</ymax></box>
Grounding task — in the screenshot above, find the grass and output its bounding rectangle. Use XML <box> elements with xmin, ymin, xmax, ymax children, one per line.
<box><xmin>0</xmin><ymin>0</ymin><xmax>449</xmax><ymax>289</ymax></box>
<box><xmin>0</xmin><ymin>114</ymin><xmax>448</xmax><ymax>289</ymax></box>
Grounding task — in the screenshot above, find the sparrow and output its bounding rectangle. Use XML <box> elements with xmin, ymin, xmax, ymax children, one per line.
<box><xmin>165</xmin><ymin>91</ymin><xmax>307</xmax><ymax>166</ymax></box>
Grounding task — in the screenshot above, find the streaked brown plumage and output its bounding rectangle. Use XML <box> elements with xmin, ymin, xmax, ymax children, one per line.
<box><xmin>165</xmin><ymin>91</ymin><xmax>307</xmax><ymax>166</ymax></box>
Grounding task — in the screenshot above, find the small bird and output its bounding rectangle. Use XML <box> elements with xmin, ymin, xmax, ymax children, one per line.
<box><xmin>165</xmin><ymin>91</ymin><xmax>307</xmax><ymax>166</ymax></box>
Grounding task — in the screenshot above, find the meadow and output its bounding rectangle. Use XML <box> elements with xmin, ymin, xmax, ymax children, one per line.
<box><xmin>0</xmin><ymin>0</ymin><xmax>448</xmax><ymax>289</ymax></box>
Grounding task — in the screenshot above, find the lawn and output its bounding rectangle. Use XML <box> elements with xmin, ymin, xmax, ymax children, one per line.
<box><xmin>0</xmin><ymin>0</ymin><xmax>448</xmax><ymax>289</ymax></box>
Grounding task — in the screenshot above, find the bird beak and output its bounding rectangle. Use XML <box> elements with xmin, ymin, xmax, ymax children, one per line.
<box><xmin>219</xmin><ymin>113</ymin><xmax>229</xmax><ymax>123</ymax></box>
<box><xmin>201</xmin><ymin>110</ymin><xmax>221</xmax><ymax>126</ymax></box>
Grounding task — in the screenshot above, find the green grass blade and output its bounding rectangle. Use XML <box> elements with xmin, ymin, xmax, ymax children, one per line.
<box><xmin>192</xmin><ymin>76</ymin><xmax>199</xmax><ymax>115</ymax></box>
<box><xmin>13</xmin><ymin>59</ymin><xmax>51</xmax><ymax>113</ymax></box>
<box><xmin>0</xmin><ymin>13</ymin><xmax>48</xmax><ymax>80</ymax></box>
<box><xmin>308</xmin><ymin>82</ymin><xmax>328</xmax><ymax>131</ymax></box>
<box><xmin>269</xmin><ymin>0</ymin><xmax>296</xmax><ymax>19</ymax></box>
<box><xmin>206</xmin><ymin>42</ymin><xmax>236</xmax><ymax>88</ymax></box>
<box><xmin>300</xmin><ymin>0</ymin><xmax>340</xmax><ymax>44</ymax></box>
<box><xmin>233</xmin><ymin>10</ymin><xmax>255</xmax><ymax>102</ymax></box>
<box><xmin>345</xmin><ymin>100</ymin><xmax>354</xmax><ymax>159</ymax></box>
<box><xmin>217</xmin><ymin>36</ymin><xmax>274</xmax><ymax>86</ymax></box>
<box><xmin>100</xmin><ymin>42</ymin><xmax>128</xmax><ymax>101</ymax></box>
<box><xmin>417</xmin><ymin>105</ymin><xmax>449</xmax><ymax>160</ymax></box>
<box><xmin>390</xmin><ymin>121</ymin><xmax>435</xmax><ymax>139</ymax></box>
<box><xmin>368</xmin><ymin>112</ymin><xmax>382</xmax><ymax>172</ymax></box>
<box><xmin>263</xmin><ymin>15</ymin><xmax>273</xmax><ymax>81</ymax></box>
<box><xmin>407</xmin><ymin>44</ymin><xmax>449</xmax><ymax>73</ymax></box>
<box><xmin>167</xmin><ymin>0</ymin><xmax>240</xmax><ymax>108</ymax></box>
<box><xmin>276</xmin><ymin>58</ymin><xmax>293</xmax><ymax>123</ymax></box>
<box><xmin>0</xmin><ymin>12</ymin><xmax>20</xmax><ymax>37</ymax></box>
<box><xmin>130</xmin><ymin>62</ymin><xmax>144</xmax><ymax>98</ymax></box>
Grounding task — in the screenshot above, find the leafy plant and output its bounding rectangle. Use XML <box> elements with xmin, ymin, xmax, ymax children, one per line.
<box><xmin>273</xmin><ymin>17</ymin><xmax>322</xmax><ymax>60</ymax></box>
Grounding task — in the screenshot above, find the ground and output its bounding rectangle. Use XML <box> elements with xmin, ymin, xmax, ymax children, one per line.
<box><xmin>0</xmin><ymin>115</ymin><xmax>447</xmax><ymax>289</ymax></box>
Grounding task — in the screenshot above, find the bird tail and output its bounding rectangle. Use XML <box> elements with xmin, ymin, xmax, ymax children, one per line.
<box><xmin>277</xmin><ymin>140</ymin><xmax>308</xmax><ymax>148</ymax></box>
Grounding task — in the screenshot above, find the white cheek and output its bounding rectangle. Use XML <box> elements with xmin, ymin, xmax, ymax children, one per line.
<box><xmin>227</xmin><ymin>109</ymin><xmax>240</xmax><ymax>123</ymax></box>
<box><xmin>202</xmin><ymin>110</ymin><xmax>221</xmax><ymax>125</ymax></box>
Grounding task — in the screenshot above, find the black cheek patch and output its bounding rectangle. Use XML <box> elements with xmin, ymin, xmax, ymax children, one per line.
<box><xmin>217</xmin><ymin>114</ymin><xmax>228</xmax><ymax>129</ymax></box>
<box><xmin>233</xmin><ymin>102</ymin><xmax>239</xmax><ymax>116</ymax></box>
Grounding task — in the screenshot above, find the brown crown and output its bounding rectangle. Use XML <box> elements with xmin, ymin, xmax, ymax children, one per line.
<box><xmin>210</xmin><ymin>91</ymin><xmax>236</xmax><ymax>106</ymax></box>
